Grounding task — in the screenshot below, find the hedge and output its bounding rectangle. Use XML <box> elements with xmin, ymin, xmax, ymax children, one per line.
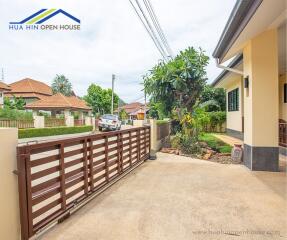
<box><xmin>19</xmin><ymin>126</ymin><xmax>93</xmax><ymax>139</ymax></box>
<box><xmin>156</xmin><ymin>120</ymin><xmax>169</xmax><ymax>125</ymax></box>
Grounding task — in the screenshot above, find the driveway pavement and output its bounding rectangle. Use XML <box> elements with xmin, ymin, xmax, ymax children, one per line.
<box><xmin>40</xmin><ymin>152</ymin><xmax>286</xmax><ymax>240</ymax></box>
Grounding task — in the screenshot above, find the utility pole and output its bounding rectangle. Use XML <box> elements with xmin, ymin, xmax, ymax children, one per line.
<box><xmin>111</xmin><ymin>74</ymin><xmax>115</xmax><ymax>114</ymax></box>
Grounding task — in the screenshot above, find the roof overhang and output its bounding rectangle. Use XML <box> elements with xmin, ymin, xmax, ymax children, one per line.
<box><xmin>25</xmin><ymin>106</ymin><xmax>92</xmax><ymax>111</ymax></box>
<box><xmin>212</xmin><ymin>54</ymin><xmax>243</xmax><ymax>87</ymax></box>
<box><xmin>213</xmin><ymin>0</ymin><xmax>287</xmax><ymax>63</ymax></box>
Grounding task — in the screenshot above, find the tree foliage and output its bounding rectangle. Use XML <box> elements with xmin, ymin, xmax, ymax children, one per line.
<box><xmin>199</xmin><ymin>85</ymin><xmax>226</xmax><ymax>111</ymax></box>
<box><xmin>144</xmin><ymin>47</ymin><xmax>209</xmax><ymax>115</ymax></box>
<box><xmin>119</xmin><ymin>109</ymin><xmax>128</xmax><ymax>120</ymax></box>
<box><xmin>84</xmin><ymin>84</ymin><xmax>119</xmax><ymax>115</ymax></box>
<box><xmin>51</xmin><ymin>74</ymin><xmax>73</xmax><ymax>96</ymax></box>
<box><xmin>4</xmin><ymin>96</ymin><xmax>26</xmax><ymax>110</ymax></box>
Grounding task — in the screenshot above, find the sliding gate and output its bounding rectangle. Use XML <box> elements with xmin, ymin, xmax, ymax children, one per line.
<box><xmin>17</xmin><ymin>126</ymin><xmax>150</xmax><ymax>240</ymax></box>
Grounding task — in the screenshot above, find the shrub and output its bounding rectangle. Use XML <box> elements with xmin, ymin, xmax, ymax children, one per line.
<box><xmin>19</xmin><ymin>126</ymin><xmax>93</xmax><ymax>139</ymax></box>
<box><xmin>179</xmin><ymin>134</ymin><xmax>202</xmax><ymax>155</ymax></box>
<box><xmin>156</xmin><ymin>119</ymin><xmax>169</xmax><ymax>125</ymax></box>
<box><xmin>170</xmin><ymin>134</ymin><xmax>181</xmax><ymax>149</ymax></box>
<box><xmin>170</xmin><ymin>119</ymin><xmax>181</xmax><ymax>135</ymax></box>
<box><xmin>203</xmin><ymin>111</ymin><xmax>226</xmax><ymax>132</ymax></box>
<box><xmin>0</xmin><ymin>108</ymin><xmax>33</xmax><ymax>120</ymax></box>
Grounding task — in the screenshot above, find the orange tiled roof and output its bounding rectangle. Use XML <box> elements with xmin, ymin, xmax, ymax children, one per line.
<box><xmin>4</xmin><ymin>92</ymin><xmax>48</xmax><ymax>100</ymax></box>
<box><xmin>9</xmin><ymin>78</ymin><xmax>52</xmax><ymax>96</ymax></box>
<box><xmin>0</xmin><ymin>81</ymin><xmax>11</xmax><ymax>91</ymax></box>
<box><xmin>118</xmin><ymin>102</ymin><xmax>144</xmax><ymax>114</ymax></box>
<box><xmin>25</xmin><ymin>93</ymin><xmax>92</xmax><ymax>111</ymax></box>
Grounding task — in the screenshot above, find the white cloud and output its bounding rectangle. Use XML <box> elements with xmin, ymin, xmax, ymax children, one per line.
<box><xmin>0</xmin><ymin>0</ymin><xmax>236</xmax><ymax>102</ymax></box>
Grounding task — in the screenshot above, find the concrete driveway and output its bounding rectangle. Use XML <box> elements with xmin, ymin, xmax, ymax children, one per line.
<box><xmin>40</xmin><ymin>153</ymin><xmax>286</xmax><ymax>240</ymax></box>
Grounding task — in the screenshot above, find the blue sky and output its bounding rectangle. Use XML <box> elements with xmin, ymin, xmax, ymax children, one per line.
<box><xmin>0</xmin><ymin>0</ymin><xmax>236</xmax><ymax>103</ymax></box>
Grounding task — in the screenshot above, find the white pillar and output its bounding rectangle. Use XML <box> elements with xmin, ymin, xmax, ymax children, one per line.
<box><xmin>85</xmin><ymin>116</ymin><xmax>92</xmax><ymax>126</ymax></box>
<box><xmin>32</xmin><ymin>110</ymin><xmax>38</xmax><ymax>117</ymax></box>
<box><xmin>149</xmin><ymin>119</ymin><xmax>159</xmax><ymax>152</ymax></box>
<box><xmin>64</xmin><ymin>109</ymin><xmax>74</xmax><ymax>127</ymax></box>
<box><xmin>79</xmin><ymin>111</ymin><xmax>84</xmax><ymax>121</ymax></box>
<box><xmin>0</xmin><ymin>128</ymin><xmax>20</xmax><ymax>240</ymax></box>
<box><xmin>133</xmin><ymin>120</ymin><xmax>144</xmax><ymax>127</ymax></box>
<box><xmin>33</xmin><ymin>116</ymin><xmax>44</xmax><ymax>128</ymax></box>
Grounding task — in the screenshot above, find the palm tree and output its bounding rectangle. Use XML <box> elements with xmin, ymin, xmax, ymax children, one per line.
<box><xmin>51</xmin><ymin>74</ymin><xmax>73</xmax><ymax>96</ymax></box>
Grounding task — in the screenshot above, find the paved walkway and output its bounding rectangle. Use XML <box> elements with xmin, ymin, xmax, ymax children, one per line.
<box><xmin>212</xmin><ymin>133</ymin><xmax>243</xmax><ymax>146</ymax></box>
<box><xmin>212</xmin><ymin>134</ymin><xmax>286</xmax><ymax>172</ymax></box>
<box><xmin>40</xmin><ymin>153</ymin><xmax>286</xmax><ymax>240</ymax></box>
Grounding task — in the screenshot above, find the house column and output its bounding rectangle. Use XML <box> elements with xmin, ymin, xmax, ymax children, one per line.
<box><xmin>64</xmin><ymin>109</ymin><xmax>74</xmax><ymax>127</ymax></box>
<box><xmin>243</xmin><ymin>29</ymin><xmax>279</xmax><ymax>171</ymax></box>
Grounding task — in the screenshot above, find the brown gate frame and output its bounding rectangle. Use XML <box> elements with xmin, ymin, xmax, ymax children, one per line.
<box><xmin>17</xmin><ymin>126</ymin><xmax>150</xmax><ymax>240</ymax></box>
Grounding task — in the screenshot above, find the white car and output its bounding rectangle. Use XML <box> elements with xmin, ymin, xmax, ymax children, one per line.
<box><xmin>98</xmin><ymin>114</ymin><xmax>121</xmax><ymax>131</ymax></box>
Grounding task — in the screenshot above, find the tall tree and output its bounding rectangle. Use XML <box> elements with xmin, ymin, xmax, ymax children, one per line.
<box><xmin>144</xmin><ymin>47</ymin><xmax>209</xmax><ymax>116</ymax></box>
<box><xmin>84</xmin><ymin>84</ymin><xmax>119</xmax><ymax>115</ymax></box>
<box><xmin>51</xmin><ymin>74</ymin><xmax>73</xmax><ymax>96</ymax></box>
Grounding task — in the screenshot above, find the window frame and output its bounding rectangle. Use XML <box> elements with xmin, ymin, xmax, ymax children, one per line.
<box><xmin>228</xmin><ymin>88</ymin><xmax>239</xmax><ymax>112</ymax></box>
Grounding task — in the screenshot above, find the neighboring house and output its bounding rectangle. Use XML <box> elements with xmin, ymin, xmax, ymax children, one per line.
<box><xmin>25</xmin><ymin>92</ymin><xmax>92</xmax><ymax>118</ymax></box>
<box><xmin>5</xmin><ymin>78</ymin><xmax>53</xmax><ymax>104</ymax></box>
<box><xmin>0</xmin><ymin>81</ymin><xmax>11</xmax><ymax>108</ymax></box>
<box><xmin>212</xmin><ymin>0</ymin><xmax>286</xmax><ymax>171</ymax></box>
<box><xmin>3</xmin><ymin>77</ymin><xmax>91</xmax><ymax>117</ymax></box>
<box><xmin>116</xmin><ymin>102</ymin><xmax>148</xmax><ymax>120</ymax></box>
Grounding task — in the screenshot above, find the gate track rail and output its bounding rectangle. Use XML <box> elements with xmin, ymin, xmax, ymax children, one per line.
<box><xmin>17</xmin><ymin>126</ymin><xmax>150</xmax><ymax>240</ymax></box>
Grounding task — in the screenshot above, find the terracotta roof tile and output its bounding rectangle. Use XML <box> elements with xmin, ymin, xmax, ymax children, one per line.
<box><xmin>118</xmin><ymin>102</ymin><xmax>144</xmax><ymax>114</ymax></box>
<box><xmin>0</xmin><ymin>81</ymin><xmax>11</xmax><ymax>91</ymax></box>
<box><xmin>9</xmin><ymin>78</ymin><xmax>52</xmax><ymax>96</ymax></box>
<box><xmin>4</xmin><ymin>92</ymin><xmax>48</xmax><ymax>100</ymax></box>
<box><xmin>25</xmin><ymin>93</ymin><xmax>92</xmax><ymax>111</ymax></box>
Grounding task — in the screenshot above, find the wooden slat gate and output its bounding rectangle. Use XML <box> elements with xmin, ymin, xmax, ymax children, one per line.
<box><xmin>17</xmin><ymin>126</ymin><xmax>150</xmax><ymax>240</ymax></box>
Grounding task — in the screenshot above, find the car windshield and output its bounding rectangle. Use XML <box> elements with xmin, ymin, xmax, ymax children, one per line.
<box><xmin>102</xmin><ymin>114</ymin><xmax>117</xmax><ymax>120</ymax></box>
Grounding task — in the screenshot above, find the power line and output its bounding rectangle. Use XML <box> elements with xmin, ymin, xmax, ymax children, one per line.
<box><xmin>144</xmin><ymin>0</ymin><xmax>174</xmax><ymax>58</ymax></box>
<box><xmin>129</xmin><ymin>0</ymin><xmax>169</xmax><ymax>61</ymax></box>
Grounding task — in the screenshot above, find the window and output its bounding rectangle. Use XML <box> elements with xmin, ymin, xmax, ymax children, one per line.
<box><xmin>284</xmin><ymin>83</ymin><xmax>287</xmax><ymax>103</ymax></box>
<box><xmin>228</xmin><ymin>88</ymin><xmax>239</xmax><ymax>111</ymax></box>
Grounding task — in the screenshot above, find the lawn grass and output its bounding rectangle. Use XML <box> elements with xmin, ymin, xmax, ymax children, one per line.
<box><xmin>199</xmin><ymin>133</ymin><xmax>232</xmax><ymax>153</ymax></box>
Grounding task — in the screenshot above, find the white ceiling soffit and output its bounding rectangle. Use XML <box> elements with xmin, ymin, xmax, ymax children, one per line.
<box><xmin>222</xmin><ymin>0</ymin><xmax>287</xmax><ymax>63</ymax></box>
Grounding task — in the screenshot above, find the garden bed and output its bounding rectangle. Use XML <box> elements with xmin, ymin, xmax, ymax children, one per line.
<box><xmin>161</xmin><ymin>133</ymin><xmax>242</xmax><ymax>165</ymax></box>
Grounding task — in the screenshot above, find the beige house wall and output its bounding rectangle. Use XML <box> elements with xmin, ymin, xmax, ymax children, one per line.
<box><xmin>279</xmin><ymin>73</ymin><xmax>287</xmax><ymax>121</ymax></box>
<box><xmin>243</xmin><ymin>29</ymin><xmax>279</xmax><ymax>147</ymax></box>
<box><xmin>225</xmin><ymin>76</ymin><xmax>244</xmax><ymax>132</ymax></box>
<box><xmin>0</xmin><ymin>128</ymin><xmax>20</xmax><ymax>240</ymax></box>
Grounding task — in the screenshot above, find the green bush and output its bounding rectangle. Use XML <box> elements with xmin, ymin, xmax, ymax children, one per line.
<box><xmin>156</xmin><ymin>120</ymin><xmax>169</xmax><ymax>125</ymax></box>
<box><xmin>170</xmin><ymin>134</ymin><xmax>181</xmax><ymax>149</ymax></box>
<box><xmin>179</xmin><ymin>134</ymin><xmax>202</xmax><ymax>155</ymax></box>
<box><xmin>199</xmin><ymin>133</ymin><xmax>232</xmax><ymax>153</ymax></box>
<box><xmin>0</xmin><ymin>108</ymin><xmax>33</xmax><ymax>120</ymax></box>
<box><xmin>19</xmin><ymin>126</ymin><xmax>93</xmax><ymax>139</ymax></box>
<box><xmin>197</xmin><ymin>111</ymin><xmax>226</xmax><ymax>133</ymax></box>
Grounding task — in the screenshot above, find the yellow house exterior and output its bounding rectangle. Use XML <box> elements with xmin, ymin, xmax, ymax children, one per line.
<box><xmin>212</xmin><ymin>0</ymin><xmax>286</xmax><ymax>171</ymax></box>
